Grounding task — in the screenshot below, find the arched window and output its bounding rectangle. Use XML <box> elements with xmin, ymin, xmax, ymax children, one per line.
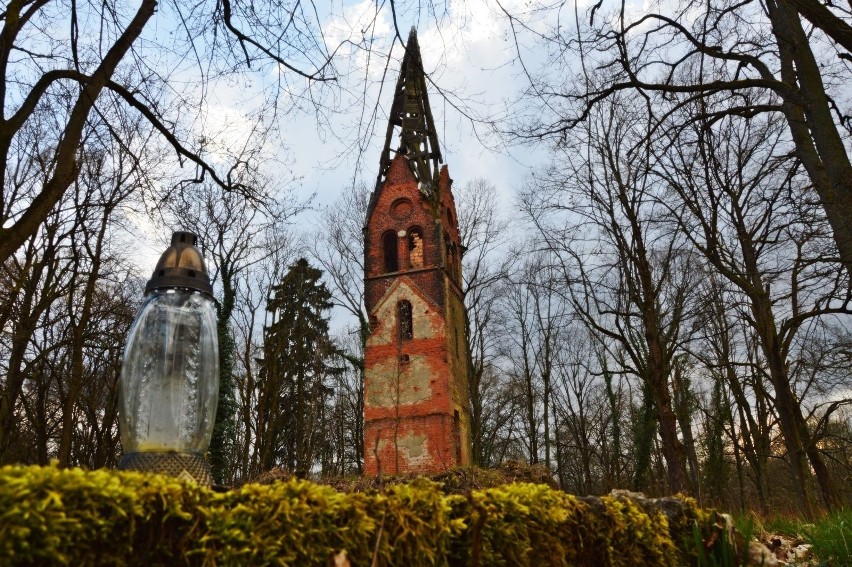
<box><xmin>383</xmin><ymin>231</ymin><xmax>398</xmax><ymax>272</ymax></box>
<box><xmin>397</xmin><ymin>300</ymin><xmax>413</xmax><ymax>341</ymax></box>
<box><xmin>408</xmin><ymin>227</ymin><xmax>423</xmax><ymax>268</ymax></box>
<box><xmin>446</xmin><ymin>236</ymin><xmax>458</xmax><ymax>282</ymax></box>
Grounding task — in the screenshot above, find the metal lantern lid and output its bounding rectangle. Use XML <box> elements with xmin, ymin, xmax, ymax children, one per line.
<box><xmin>144</xmin><ymin>231</ymin><xmax>213</xmax><ymax>296</ymax></box>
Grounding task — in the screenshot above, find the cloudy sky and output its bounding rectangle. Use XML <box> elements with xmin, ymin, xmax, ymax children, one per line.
<box><xmin>196</xmin><ymin>0</ymin><xmax>558</xmax><ymax>214</ymax></box>
<box><xmin>126</xmin><ymin>0</ymin><xmax>637</xmax><ymax>267</ymax></box>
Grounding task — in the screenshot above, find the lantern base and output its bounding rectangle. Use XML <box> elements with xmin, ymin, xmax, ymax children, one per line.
<box><xmin>118</xmin><ymin>451</ymin><xmax>213</xmax><ymax>485</ymax></box>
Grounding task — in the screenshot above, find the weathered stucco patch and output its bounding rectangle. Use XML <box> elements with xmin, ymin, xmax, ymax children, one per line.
<box><xmin>377</xmin><ymin>431</ymin><xmax>429</xmax><ymax>465</ymax></box>
<box><xmin>399</xmin><ymin>432</ymin><xmax>426</xmax><ymax>458</ymax></box>
<box><xmin>366</xmin><ymin>354</ymin><xmax>434</xmax><ymax>407</ymax></box>
<box><xmin>413</xmin><ymin>307</ymin><xmax>437</xmax><ymax>338</ymax></box>
<box><xmin>368</xmin><ymin>281</ymin><xmax>439</xmax><ymax>346</ymax></box>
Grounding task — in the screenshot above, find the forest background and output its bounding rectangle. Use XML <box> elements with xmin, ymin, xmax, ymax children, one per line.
<box><xmin>0</xmin><ymin>0</ymin><xmax>850</xmax><ymax>523</ymax></box>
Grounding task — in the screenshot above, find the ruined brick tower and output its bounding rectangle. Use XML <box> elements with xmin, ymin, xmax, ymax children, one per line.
<box><xmin>363</xmin><ymin>28</ymin><xmax>471</xmax><ymax>475</ymax></box>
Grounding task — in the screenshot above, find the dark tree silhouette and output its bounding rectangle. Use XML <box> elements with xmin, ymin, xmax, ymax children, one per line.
<box><xmin>257</xmin><ymin>258</ymin><xmax>340</xmax><ymax>478</ymax></box>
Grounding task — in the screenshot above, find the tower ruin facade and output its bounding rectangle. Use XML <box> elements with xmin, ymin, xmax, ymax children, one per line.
<box><xmin>363</xmin><ymin>28</ymin><xmax>471</xmax><ymax>475</ymax></box>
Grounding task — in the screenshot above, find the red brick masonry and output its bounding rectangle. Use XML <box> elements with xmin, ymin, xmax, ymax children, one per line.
<box><xmin>363</xmin><ymin>155</ymin><xmax>471</xmax><ymax>474</ymax></box>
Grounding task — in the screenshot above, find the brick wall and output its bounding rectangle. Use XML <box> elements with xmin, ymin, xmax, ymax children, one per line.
<box><xmin>363</xmin><ymin>154</ymin><xmax>472</xmax><ymax>474</ymax></box>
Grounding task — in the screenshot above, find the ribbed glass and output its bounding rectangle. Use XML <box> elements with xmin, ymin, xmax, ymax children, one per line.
<box><xmin>119</xmin><ymin>289</ymin><xmax>219</xmax><ymax>454</ymax></box>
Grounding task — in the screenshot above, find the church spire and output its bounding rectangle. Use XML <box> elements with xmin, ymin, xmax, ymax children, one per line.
<box><xmin>362</xmin><ymin>31</ymin><xmax>471</xmax><ymax>472</ymax></box>
<box><xmin>376</xmin><ymin>27</ymin><xmax>443</xmax><ymax>190</ymax></box>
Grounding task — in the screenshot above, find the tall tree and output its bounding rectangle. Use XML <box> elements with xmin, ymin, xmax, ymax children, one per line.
<box><xmin>456</xmin><ymin>178</ymin><xmax>510</xmax><ymax>466</ymax></box>
<box><xmin>521</xmin><ymin>99</ymin><xmax>697</xmax><ymax>493</ymax></box>
<box><xmin>308</xmin><ymin>184</ymin><xmax>370</xmax><ymax>471</ymax></box>
<box><xmin>691</xmin><ymin>273</ymin><xmax>773</xmax><ymax>512</ymax></box>
<box><xmin>654</xmin><ymin>108</ymin><xmax>850</xmax><ymax>514</ymax></box>
<box><xmin>257</xmin><ymin>258</ymin><xmax>340</xmax><ymax>477</ymax></box>
<box><xmin>0</xmin><ymin>177</ymin><xmax>141</xmax><ymax>467</ymax></box>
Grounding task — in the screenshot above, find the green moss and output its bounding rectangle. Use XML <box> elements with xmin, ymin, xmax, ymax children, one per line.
<box><xmin>312</xmin><ymin>461</ymin><xmax>557</xmax><ymax>494</ymax></box>
<box><xmin>598</xmin><ymin>495</ymin><xmax>677</xmax><ymax>565</ymax></box>
<box><xmin>0</xmin><ymin>465</ymin><xmax>205</xmax><ymax>565</ymax></box>
<box><xmin>195</xmin><ymin>480</ymin><xmax>373</xmax><ymax>564</ymax></box>
<box><xmin>0</xmin><ymin>465</ymin><xmax>720</xmax><ymax>566</ymax></box>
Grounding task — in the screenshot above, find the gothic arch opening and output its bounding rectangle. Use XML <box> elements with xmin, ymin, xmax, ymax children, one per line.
<box><xmin>408</xmin><ymin>227</ymin><xmax>424</xmax><ymax>268</ymax></box>
<box><xmin>398</xmin><ymin>300</ymin><xmax>413</xmax><ymax>341</ymax></box>
<box><xmin>445</xmin><ymin>233</ymin><xmax>459</xmax><ymax>283</ymax></box>
<box><xmin>383</xmin><ymin>231</ymin><xmax>399</xmax><ymax>273</ymax></box>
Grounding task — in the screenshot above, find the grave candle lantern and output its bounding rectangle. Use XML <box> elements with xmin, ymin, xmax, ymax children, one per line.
<box><xmin>118</xmin><ymin>231</ymin><xmax>219</xmax><ymax>484</ymax></box>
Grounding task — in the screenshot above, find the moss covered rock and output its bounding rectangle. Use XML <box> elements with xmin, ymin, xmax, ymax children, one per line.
<box><xmin>0</xmin><ymin>464</ymin><xmax>743</xmax><ymax>566</ymax></box>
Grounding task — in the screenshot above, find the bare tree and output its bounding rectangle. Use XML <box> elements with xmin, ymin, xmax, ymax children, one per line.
<box><xmin>306</xmin><ymin>184</ymin><xmax>374</xmax><ymax>472</ymax></box>
<box><xmin>691</xmin><ymin>273</ymin><xmax>774</xmax><ymax>512</ymax></box>
<box><xmin>456</xmin><ymin>178</ymin><xmax>511</xmax><ymax>466</ymax></box>
<box><xmin>520</xmin><ymin>99</ymin><xmax>698</xmax><ymax>493</ymax></box>
<box><xmin>499</xmin><ymin>259</ymin><xmax>542</xmax><ymax>464</ymax></box>
<box><xmin>0</xmin><ymin>141</ymin><xmax>143</xmax><ymax>466</ymax></box>
<box><xmin>56</xmin><ymin>112</ymin><xmax>156</xmax><ymax>467</ymax></box>
<box><xmin>550</xmin><ymin>326</ymin><xmax>599</xmax><ymax>493</ymax></box>
<box><xmin>654</xmin><ymin>107</ymin><xmax>851</xmax><ymax>514</ymax></box>
<box><xmin>0</xmin><ymin>146</ymin><xmax>82</xmax><ymax>460</ymax></box>
<box><xmin>324</xmin><ymin>330</ymin><xmax>367</xmax><ymax>475</ymax></box>
<box><xmin>502</xmin><ymin>0</ymin><xmax>852</xmax><ymax>274</ymax></box>
<box><xmin>310</xmin><ymin>184</ymin><xmax>371</xmax><ymax>344</ymax></box>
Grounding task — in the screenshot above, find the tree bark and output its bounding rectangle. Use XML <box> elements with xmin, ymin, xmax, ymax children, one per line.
<box><xmin>784</xmin><ymin>0</ymin><xmax>852</xmax><ymax>55</ymax></box>
<box><xmin>770</xmin><ymin>0</ymin><xmax>852</xmax><ymax>276</ymax></box>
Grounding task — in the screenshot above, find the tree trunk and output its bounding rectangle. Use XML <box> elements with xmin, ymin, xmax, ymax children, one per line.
<box><xmin>58</xmin><ymin>208</ymin><xmax>110</xmax><ymax>467</ymax></box>
<box><xmin>770</xmin><ymin>0</ymin><xmax>852</xmax><ymax>276</ymax></box>
<box><xmin>672</xmin><ymin>361</ymin><xmax>700</xmax><ymax>494</ymax></box>
<box><xmin>765</xmin><ymin>354</ymin><xmax>815</xmax><ymax>518</ymax></box>
<box><xmin>637</xmin><ymin>256</ymin><xmax>689</xmax><ymax>494</ymax></box>
<box><xmin>649</xmin><ymin>372</ymin><xmax>688</xmax><ymax>494</ymax></box>
<box><xmin>616</xmin><ymin>173</ymin><xmax>690</xmax><ymax>494</ymax></box>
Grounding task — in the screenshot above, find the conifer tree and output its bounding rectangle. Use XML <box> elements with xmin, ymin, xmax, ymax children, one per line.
<box><xmin>258</xmin><ymin>258</ymin><xmax>340</xmax><ymax>477</ymax></box>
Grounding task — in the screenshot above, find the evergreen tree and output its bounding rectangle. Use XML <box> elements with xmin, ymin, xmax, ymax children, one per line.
<box><xmin>257</xmin><ymin>258</ymin><xmax>340</xmax><ymax>477</ymax></box>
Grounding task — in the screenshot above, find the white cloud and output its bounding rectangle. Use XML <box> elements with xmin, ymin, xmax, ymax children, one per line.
<box><xmin>322</xmin><ymin>0</ymin><xmax>396</xmax><ymax>82</ymax></box>
<box><xmin>197</xmin><ymin>103</ymin><xmax>260</xmax><ymax>165</ymax></box>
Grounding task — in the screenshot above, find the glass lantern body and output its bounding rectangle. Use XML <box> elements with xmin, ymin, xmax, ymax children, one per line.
<box><xmin>119</xmin><ymin>288</ymin><xmax>219</xmax><ymax>454</ymax></box>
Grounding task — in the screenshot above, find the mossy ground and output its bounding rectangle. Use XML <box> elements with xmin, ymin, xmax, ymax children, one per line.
<box><xmin>0</xmin><ymin>464</ymin><xmax>743</xmax><ymax>566</ymax></box>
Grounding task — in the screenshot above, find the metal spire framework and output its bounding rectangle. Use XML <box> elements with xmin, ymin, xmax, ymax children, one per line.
<box><xmin>376</xmin><ymin>27</ymin><xmax>443</xmax><ymax>190</ymax></box>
